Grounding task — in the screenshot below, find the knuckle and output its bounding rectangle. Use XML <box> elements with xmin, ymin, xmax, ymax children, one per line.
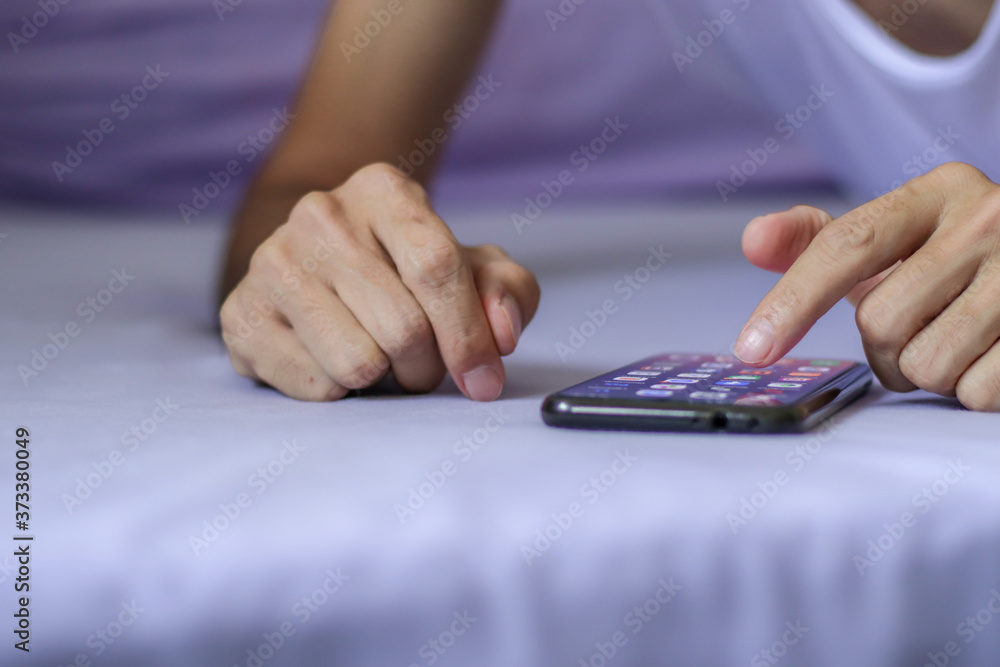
<box><xmin>956</xmin><ymin>369</ymin><xmax>1000</xmax><ymax>412</ymax></box>
<box><xmin>288</xmin><ymin>192</ymin><xmax>348</xmax><ymax>243</ymax></box>
<box><xmin>868</xmin><ymin>361</ymin><xmax>915</xmax><ymax>394</ymax></box>
<box><xmin>263</xmin><ymin>353</ymin><xmax>300</xmax><ymax>388</ymax></box>
<box><xmin>478</xmin><ymin>243</ymin><xmax>509</xmax><ymax>260</ymax></box>
<box><xmin>248</xmin><ymin>241</ymin><xmax>290</xmax><ymax>279</ymax></box>
<box><xmin>336</xmin><ymin>343</ymin><xmax>390</xmax><ymax>389</ymax></box>
<box><xmin>510</xmin><ymin>263</ymin><xmax>539</xmax><ymax>293</ymax></box>
<box><xmin>219</xmin><ymin>295</ymin><xmax>243</xmax><ymax>337</ymax></box>
<box><xmin>353</xmin><ymin>162</ymin><xmax>404</xmax><ymax>184</ymax></box>
<box><xmin>854</xmin><ymin>293</ymin><xmax>900</xmax><ymax>352</ymax></box>
<box><xmin>390</xmin><ymin>192</ymin><xmax>434</xmax><ymax>225</ymax></box>
<box><xmin>978</xmin><ymin>259</ymin><xmax>1000</xmax><ymax>297</ymax></box>
<box><xmin>898</xmin><ymin>336</ymin><xmax>953</xmax><ymax>394</ymax></box>
<box><xmin>227</xmin><ymin>350</ymin><xmax>253</xmax><ymax>378</ymax></box>
<box><xmin>962</xmin><ymin>190</ymin><xmax>1000</xmax><ymax>247</ymax></box>
<box><xmin>296</xmin><ymin>305</ymin><xmax>349</xmax><ymax>357</ymax></box>
<box><xmin>384</xmin><ymin>309</ymin><xmax>434</xmax><ymax>358</ymax></box>
<box><xmin>925</xmin><ymin>162</ymin><xmax>988</xmax><ymax>190</ymax></box>
<box><xmin>939</xmin><ymin>308</ymin><xmax>978</xmax><ymax>342</ymax></box>
<box><xmin>907</xmin><ymin>243</ymin><xmax>951</xmax><ymax>280</ymax></box>
<box><xmin>499</xmin><ymin>263</ymin><xmax>541</xmax><ymax>316</ymax></box>
<box><xmin>486</xmin><ymin>249</ymin><xmax>533</xmax><ymax>281</ymax></box>
<box><xmin>347</xmin><ymin>162</ymin><xmax>425</xmax><ymax>199</ymax></box>
<box><xmin>444</xmin><ymin>324</ymin><xmax>487</xmax><ymax>363</ymax></box>
<box><xmin>291</xmin><ymin>190</ymin><xmax>340</xmax><ymax>224</ymax></box>
<box><xmin>980</xmin><ymin>186</ymin><xmax>1000</xmax><ymax>214</ymax></box>
<box><xmin>400</xmin><ymin>203</ymin><xmax>440</xmax><ymax>226</ymax></box>
<box><xmin>484</xmin><ymin>260</ymin><xmax>538</xmax><ymax>297</ymax></box>
<box><xmin>816</xmin><ymin>215</ymin><xmax>879</xmax><ymax>261</ymax></box>
<box><xmin>407</xmin><ymin>236</ymin><xmax>465</xmax><ymax>289</ymax></box>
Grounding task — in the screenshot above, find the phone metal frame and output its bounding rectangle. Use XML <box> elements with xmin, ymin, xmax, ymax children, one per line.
<box><xmin>541</xmin><ymin>357</ymin><xmax>873</xmax><ymax>434</ymax></box>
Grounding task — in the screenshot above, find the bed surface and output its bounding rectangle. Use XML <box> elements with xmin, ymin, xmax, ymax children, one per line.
<box><xmin>2</xmin><ymin>198</ymin><xmax>999</xmax><ymax>666</ymax></box>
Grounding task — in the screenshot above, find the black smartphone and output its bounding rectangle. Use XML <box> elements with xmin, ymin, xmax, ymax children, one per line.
<box><xmin>541</xmin><ymin>353</ymin><xmax>872</xmax><ymax>434</ymax></box>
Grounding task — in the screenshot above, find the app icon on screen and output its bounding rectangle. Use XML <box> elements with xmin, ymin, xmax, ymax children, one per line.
<box><xmin>689</xmin><ymin>391</ymin><xmax>728</xmax><ymax>400</ymax></box>
<box><xmin>769</xmin><ymin>382</ymin><xmax>803</xmax><ymax>388</ymax></box>
<box><xmin>628</xmin><ymin>371</ymin><xmax>662</xmax><ymax>376</ymax></box>
<box><xmin>613</xmin><ymin>376</ymin><xmax>648</xmax><ymax>382</ymax></box>
<box><xmin>636</xmin><ymin>389</ymin><xmax>675</xmax><ymax>398</ymax></box>
<box><xmin>734</xmin><ymin>394</ymin><xmax>784</xmax><ymax>407</ymax></box>
<box><xmin>678</xmin><ymin>373</ymin><xmax>712</xmax><ymax>379</ymax></box>
<box><xmin>789</xmin><ymin>372</ymin><xmax>822</xmax><ymax>377</ymax></box>
<box><xmin>666</xmin><ymin>378</ymin><xmax>700</xmax><ymax>384</ymax></box>
<box><xmin>798</xmin><ymin>367</ymin><xmax>831</xmax><ymax>373</ymax></box>
<box><xmin>716</xmin><ymin>380</ymin><xmax>751</xmax><ymax>386</ymax></box>
<box><xmin>651</xmin><ymin>384</ymin><xmax>686</xmax><ymax>390</ymax></box>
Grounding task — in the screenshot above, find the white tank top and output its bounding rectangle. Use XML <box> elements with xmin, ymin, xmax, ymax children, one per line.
<box><xmin>680</xmin><ymin>0</ymin><xmax>1000</xmax><ymax>202</ymax></box>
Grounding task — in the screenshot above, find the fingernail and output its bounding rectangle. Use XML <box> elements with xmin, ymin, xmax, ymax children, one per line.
<box><xmin>462</xmin><ymin>365</ymin><xmax>503</xmax><ymax>402</ymax></box>
<box><xmin>735</xmin><ymin>318</ymin><xmax>775</xmax><ymax>364</ymax></box>
<box><xmin>500</xmin><ymin>294</ymin><xmax>522</xmax><ymax>347</ymax></box>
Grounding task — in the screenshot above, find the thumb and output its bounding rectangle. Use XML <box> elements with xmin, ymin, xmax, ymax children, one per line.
<box><xmin>742</xmin><ymin>205</ymin><xmax>832</xmax><ymax>273</ymax></box>
<box><xmin>467</xmin><ymin>245</ymin><xmax>541</xmax><ymax>357</ymax></box>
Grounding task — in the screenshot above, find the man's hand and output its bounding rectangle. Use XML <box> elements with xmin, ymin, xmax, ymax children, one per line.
<box><xmin>217</xmin><ymin>0</ymin><xmax>516</xmax><ymax>400</ymax></box>
<box><xmin>221</xmin><ymin>163</ymin><xmax>539</xmax><ymax>401</ymax></box>
<box><xmin>736</xmin><ymin>162</ymin><xmax>1000</xmax><ymax>412</ymax></box>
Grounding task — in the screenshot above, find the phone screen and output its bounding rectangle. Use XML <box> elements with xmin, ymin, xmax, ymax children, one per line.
<box><xmin>556</xmin><ymin>353</ymin><xmax>859</xmax><ymax>407</ymax></box>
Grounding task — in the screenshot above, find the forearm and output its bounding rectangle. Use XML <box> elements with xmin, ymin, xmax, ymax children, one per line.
<box><xmin>219</xmin><ymin>0</ymin><xmax>504</xmax><ymax>300</ymax></box>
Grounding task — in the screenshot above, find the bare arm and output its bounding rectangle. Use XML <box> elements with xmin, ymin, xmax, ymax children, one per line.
<box><xmin>220</xmin><ymin>0</ymin><xmax>505</xmax><ymax>297</ymax></box>
<box><xmin>218</xmin><ymin>0</ymin><xmax>541</xmax><ymax>402</ymax></box>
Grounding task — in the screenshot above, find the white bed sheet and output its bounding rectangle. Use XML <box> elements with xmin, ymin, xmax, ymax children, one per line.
<box><xmin>1</xmin><ymin>199</ymin><xmax>999</xmax><ymax>667</ymax></box>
